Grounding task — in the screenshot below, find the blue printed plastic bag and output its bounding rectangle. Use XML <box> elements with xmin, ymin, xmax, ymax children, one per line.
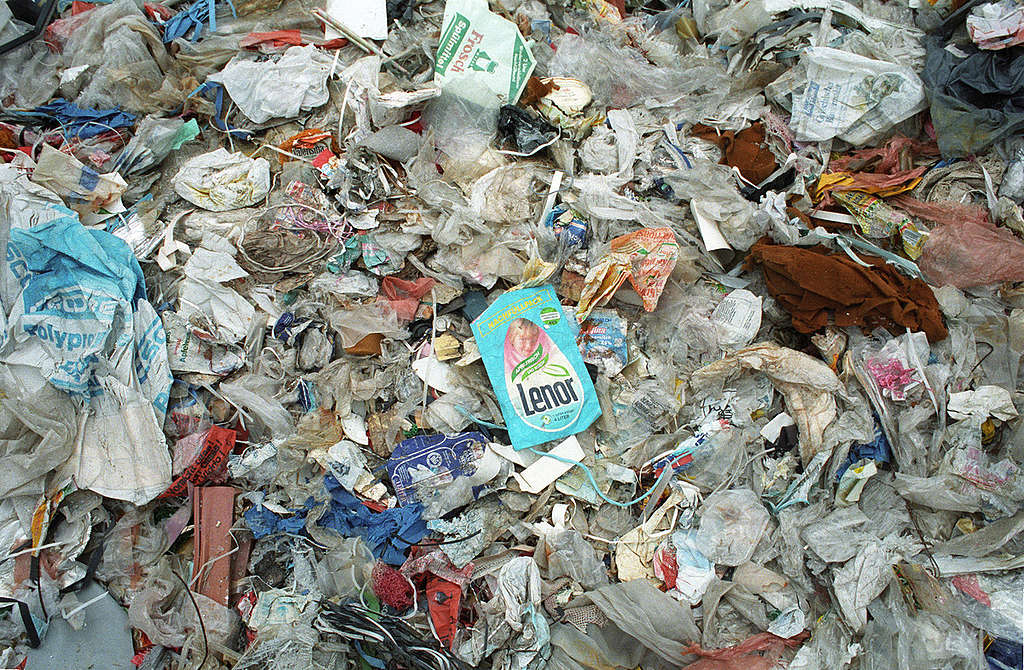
<box><xmin>471</xmin><ymin>286</ymin><xmax>600</xmax><ymax>450</ymax></box>
<box><xmin>1</xmin><ymin>209</ymin><xmax>171</xmax><ymax>419</ymax></box>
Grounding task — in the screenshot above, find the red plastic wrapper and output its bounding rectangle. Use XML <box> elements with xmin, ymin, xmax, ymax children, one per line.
<box><xmin>158</xmin><ymin>426</ymin><xmax>236</xmax><ymax>498</ymax></box>
<box><xmin>681</xmin><ymin>631</ymin><xmax>809</xmax><ymax>670</ymax></box>
<box><xmin>381</xmin><ymin>276</ymin><xmax>436</xmax><ymax>322</ymax></box>
<box><xmin>426</xmin><ymin>576</ymin><xmax>461</xmax><ymax>648</ymax></box>
<box><xmin>889</xmin><ymin>194</ymin><xmax>990</xmax><ymax>228</ymax></box>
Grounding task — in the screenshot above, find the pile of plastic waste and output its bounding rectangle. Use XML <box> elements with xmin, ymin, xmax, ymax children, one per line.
<box><xmin>1</xmin><ymin>0</ymin><xmax>1024</xmax><ymax>668</ymax></box>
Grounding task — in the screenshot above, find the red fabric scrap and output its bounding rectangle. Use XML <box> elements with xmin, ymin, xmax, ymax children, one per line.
<box><xmin>372</xmin><ymin>562</ymin><xmax>414</xmax><ymax>611</ymax></box>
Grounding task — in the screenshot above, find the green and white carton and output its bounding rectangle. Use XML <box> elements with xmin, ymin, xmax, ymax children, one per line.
<box><xmin>434</xmin><ymin>0</ymin><xmax>537</xmax><ymax>108</ymax></box>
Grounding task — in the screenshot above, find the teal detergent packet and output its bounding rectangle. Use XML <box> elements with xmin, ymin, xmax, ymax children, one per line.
<box><xmin>471</xmin><ymin>285</ymin><xmax>601</xmax><ymax>450</ymax></box>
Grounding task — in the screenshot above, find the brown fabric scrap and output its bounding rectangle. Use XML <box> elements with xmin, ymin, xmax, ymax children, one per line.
<box><xmin>746</xmin><ymin>238</ymin><xmax>947</xmax><ymax>342</ymax></box>
<box><xmin>690</xmin><ymin>122</ymin><xmax>778</xmax><ymax>185</ymax></box>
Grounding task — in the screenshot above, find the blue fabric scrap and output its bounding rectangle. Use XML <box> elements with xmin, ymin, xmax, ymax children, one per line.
<box><xmin>835</xmin><ymin>419</ymin><xmax>893</xmax><ymax>482</ymax></box>
<box><xmin>31</xmin><ymin>99</ymin><xmax>136</xmax><ymax>140</ymax></box>
<box><xmin>242</xmin><ymin>475</ymin><xmax>428</xmax><ymax>565</ymax></box>
<box><xmin>244</xmin><ymin>500</ymin><xmax>311</xmax><ymax>538</ymax></box>
<box><xmin>321</xmin><ymin>475</ymin><xmax>428</xmax><ymax>565</ymax></box>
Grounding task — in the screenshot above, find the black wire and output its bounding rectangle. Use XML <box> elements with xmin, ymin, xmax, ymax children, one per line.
<box><xmin>171</xmin><ymin>568</ymin><xmax>209</xmax><ymax>670</ymax></box>
<box><xmin>318</xmin><ymin>600</ymin><xmax>471</xmax><ymax>670</ymax></box>
<box><xmin>30</xmin><ymin>553</ymin><xmax>46</xmax><ymax>621</ymax></box>
<box><xmin>904</xmin><ymin>499</ymin><xmax>941</xmax><ymax>577</ymax></box>
<box><xmin>969</xmin><ymin>341</ymin><xmax>995</xmax><ymax>378</ymax></box>
<box><xmin>395</xmin><ymin>529</ymin><xmax>482</xmax><ymax>547</ymax></box>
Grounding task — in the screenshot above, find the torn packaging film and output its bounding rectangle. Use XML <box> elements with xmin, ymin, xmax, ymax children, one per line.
<box><xmin>472</xmin><ymin>285</ymin><xmax>600</xmax><ymax>450</ymax></box>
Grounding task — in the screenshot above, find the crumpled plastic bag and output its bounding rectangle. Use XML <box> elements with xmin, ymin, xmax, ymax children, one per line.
<box><xmin>921</xmin><ymin>35</ymin><xmax>1024</xmax><ymax>157</ymax></box>
<box><xmin>173</xmin><ymin>148</ymin><xmax>271</xmax><ymax>211</ymax></box>
<box><xmin>615</xmin><ymin>486</ymin><xmax>686</xmax><ymax>582</ymax></box>
<box><xmin>833</xmin><ymin>536</ymin><xmax>905</xmax><ymax>631</ymax></box>
<box><xmin>30</xmin><ymin>144</ymin><xmax>127</xmax><ymax>221</ymax></box>
<box><xmin>0</xmin><ymin>3</ymin><xmax>58</xmax><ymax>107</ymax></box>
<box><xmin>218</xmin><ymin>376</ymin><xmax>293</xmax><ymax>439</ymax></box>
<box><xmin>209</xmin><ymin>45</ymin><xmax>333</xmax><ymax>124</ymax></box>
<box><xmin>177</xmin><ymin>245</ymin><xmax>255</xmax><ymax>343</ymax></box>
<box><xmin>535</xmin><ymin>529</ymin><xmax>609</xmax><ymax>590</ymax></box>
<box><xmin>947</xmin><ymin>385</ymin><xmax>1019</xmax><ymax>421</ymax></box>
<box><xmin>547</xmin><ymin>31</ymin><xmax>731</xmax><ymax>115</ymax></box>
<box><xmin>0</xmin><ymin>364</ymin><xmax>78</xmax><ymax>499</ymax></box>
<box><xmin>689</xmin><ymin>343</ymin><xmax>842</xmax><ymax>464</ymax></box>
<box><xmin>662</xmin><ymin>164</ymin><xmax>762</xmax><ymax>252</ymax></box>
<box><xmin>128</xmin><ymin>558</ymin><xmax>239</xmax><ymax>658</ymax></box>
<box><xmin>114</xmin><ymin>115</ymin><xmax>196</xmax><ymax>177</ymax></box>
<box><xmin>919</xmin><ymin>218</ymin><xmax>1024</xmax><ymax>288</ymax></box>
<box><xmin>62</xmin><ymin>376</ymin><xmax>172</xmax><ymax>505</ymax></box>
<box><xmin>0</xmin><ymin>162</ymin><xmax>67</xmax><ymax>229</ymax></box>
<box><xmin>585</xmin><ymin>580</ymin><xmax>703</xmax><ymax>665</ymax></box>
<box><xmin>696</xmin><ymin>489</ymin><xmax>770</xmax><ymax>567</ymax></box>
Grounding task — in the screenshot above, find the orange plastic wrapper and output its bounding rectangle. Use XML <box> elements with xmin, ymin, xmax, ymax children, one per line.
<box><xmin>278</xmin><ymin>128</ymin><xmax>338</xmax><ymax>164</ymax></box>
<box><xmin>813</xmin><ymin>166</ymin><xmax>928</xmax><ymax>202</ymax></box>
<box><xmin>576</xmin><ymin>227</ymin><xmax>679</xmax><ymax>322</ymax></box>
<box><xmin>610</xmin><ymin>227</ymin><xmax>680</xmax><ymax>311</ymax></box>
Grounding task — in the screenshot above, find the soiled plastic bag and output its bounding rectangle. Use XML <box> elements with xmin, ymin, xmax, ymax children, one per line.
<box><xmin>919</xmin><ymin>219</ymin><xmax>1024</xmax><ymax>288</ymax></box>
<box><xmin>0</xmin><ymin>5</ymin><xmax>58</xmax><ymax>107</ymax></box>
<box><xmin>689</xmin><ymin>343</ymin><xmax>841</xmax><ymax>465</ymax></box>
<box><xmin>921</xmin><ymin>36</ymin><xmax>1024</xmax><ymax>157</ymax></box>
<box><xmin>30</xmin><ymin>144</ymin><xmax>127</xmax><ymax>221</ymax></box>
<box><xmin>173</xmin><ymin>148</ymin><xmax>271</xmax><ymax>211</ymax></box>
<box><xmin>64</xmin><ymin>376</ymin><xmax>172</xmax><ymax>505</ymax></box>
<box><xmin>696</xmin><ymin>489</ymin><xmax>770</xmax><ymax>567</ymax></box>
<box><xmin>60</xmin><ymin>0</ymin><xmax>171</xmax><ymax>113</ymax></box>
<box><xmin>967</xmin><ymin>0</ymin><xmax>1024</xmax><ymax>49</ymax></box>
<box><xmin>127</xmin><ymin>560</ymin><xmax>191</xmax><ymax>647</ymax></box>
<box><xmin>585</xmin><ymin>580</ymin><xmax>703</xmax><ymax>665</ymax></box>
<box><xmin>615</xmin><ymin>486</ymin><xmax>687</xmax><ymax>581</ymax></box>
